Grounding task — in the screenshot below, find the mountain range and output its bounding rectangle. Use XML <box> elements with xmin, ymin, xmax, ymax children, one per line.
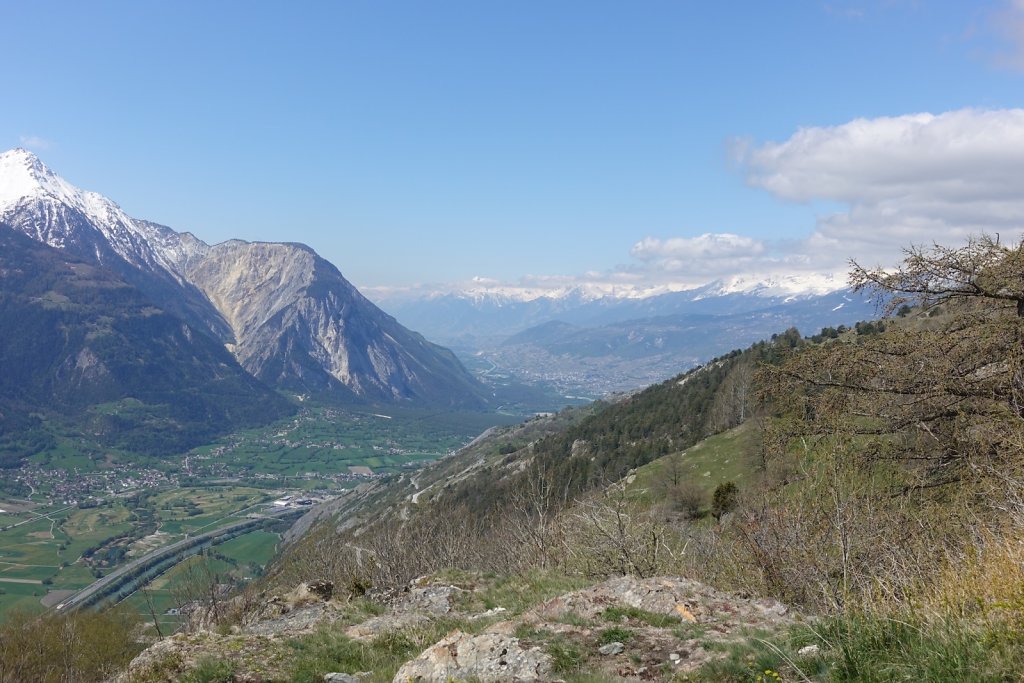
<box><xmin>373</xmin><ymin>278</ymin><xmax>870</xmax><ymax>346</ymax></box>
<box><xmin>0</xmin><ymin>149</ymin><xmax>487</xmax><ymax>459</ymax></box>
<box><xmin>0</xmin><ymin>147</ymin><xmax>882</xmax><ymax>441</ymax></box>
<box><xmin>0</xmin><ymin>228</ymin><xmax>290</xmax><ymax>462</ymax></box>
<box><xmin>372</xmin><ymin>278</ymin><xmax>877</xmax><ymax>396</ymax></box>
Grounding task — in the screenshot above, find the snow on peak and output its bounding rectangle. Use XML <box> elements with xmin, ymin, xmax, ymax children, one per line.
<box><xmin>683</xmin><ymin>272</ymin><xmax>843</xmax><ymax>300</ymax></box>
<box><xmin>0</xmin><ymin>148</ymin><xmax>203</xmax><ymax>279</ymax></box>
<box><xmin>369</xmin><ymin>271</ymin><xmax>848</xmax><ymax>309</ymax></box>
<box><xmin>434</xmin><ymin>272</ymin><xmax>844</xmax><ymax>305</ymax></box>
<box><xmin>0</xmin><ymin>147</ymin><xmax>129</xmax><ymax>225</ymax></box>
<box><xmin>0</xmin><ymin>148</ymin><xmax>67</xmax><ymax>206</ymax></box>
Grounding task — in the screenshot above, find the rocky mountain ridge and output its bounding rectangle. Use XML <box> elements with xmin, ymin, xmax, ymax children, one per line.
<box><xmin>0</xmin><ymin>148</ymin><xmax>485</xmax><ymax>407</ymax></box>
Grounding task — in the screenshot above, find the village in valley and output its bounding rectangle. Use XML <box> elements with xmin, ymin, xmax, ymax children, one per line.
<box><xmin>0</xmin><ymin>403</ymin><xmax>493</xmax><ymax>626</ymax></box>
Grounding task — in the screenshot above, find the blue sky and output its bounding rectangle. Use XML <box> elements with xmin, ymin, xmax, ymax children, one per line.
<box><xmin>3</xmin><ymin>1</ymin><xmax>1024</xmax><ymax>294</ymax></box>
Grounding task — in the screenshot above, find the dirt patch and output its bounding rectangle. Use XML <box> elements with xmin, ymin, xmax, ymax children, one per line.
<box><xmin>28</xmin><ymin>530</ymin><xmax>53</xmax><ymax>539</ymax></box>
<box><xmin>41</xmin><ymin>589</ymin><xmax>76</xmax><ymax>607</ymax></box>
<box><xmin>0</xmin><ymin>500</ymin><xmax>36</xmax><ymax>514</ymax></box>
<box><xmin>129</xmin><ymin>530</ymin><xmax>172</xmax><ymax>557</ymax></box>
<box><xmin>0</xmin><ymin>577</ymin><xmax>42</xmax><ymax>585</ymax></box>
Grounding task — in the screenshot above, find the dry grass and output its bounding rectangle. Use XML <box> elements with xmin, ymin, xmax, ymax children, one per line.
<box><xmin>916</xmin><ymin>530</ymin><xmax>1024</xmax><ymax>635</ymax></box>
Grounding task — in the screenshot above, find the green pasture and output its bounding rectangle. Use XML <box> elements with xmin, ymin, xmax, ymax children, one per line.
<box><xmin>627</xmin><ymin>420</ymin><xmax>763</xmax><ymax>505</ymax></box>
<box><xmin>0</xmin><ymin>485</ymin><xmax>276</xmax><ymax>622</ymax></box>
<box><xmin>148</xmin><ymin>486</ymin><xmax>269</xmax><ymax>535</ymax></box>
<box><xmin>0</xmin><ymin>401</ymin><xmax>510</xmax><ymax>623</ymax></box>
<box><xmin>217</xmin><ymin>530</ymin><xmax>280</xmax><ymax>569</ymax></box>
<box><xmin>0</xmin><ymin>581</ymin><xmax>48</xmax><ymax>618</ymax></box>
<box><xmin>61</xmin><ymin>505</ymin><xmax>133</xmax><ymax>539</ymax></box>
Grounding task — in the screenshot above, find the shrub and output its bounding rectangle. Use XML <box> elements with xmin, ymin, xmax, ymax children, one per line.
<box><xmin>670</xmin><ymin>480</ymin><xmax>706</xmax><ymax>519</ymax></box>
<box><xmin>182</xmin><ymin>656</ymin><xmax>236</xmax><ymax>683</ymax></box>
<box><xmin>711</xmin><ymin>481</ymin><xmax>738</xmax><ymax>520</ymax></box>
<box><xmin>597</xmin><ymin>626</ymin><xmax>633</xmax><ymax>645</ymax></box>
<box><xmin>0</xmin><ymin>608</ymin><xmax>141</xmax><ymax>683</ymax></box>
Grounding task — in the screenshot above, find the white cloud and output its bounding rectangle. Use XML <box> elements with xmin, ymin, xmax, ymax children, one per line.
<box><xmin>377</xmin><ymin>108</ymin><xmax>1024</xmax><ymax>301</ymax></box>
<box><xmin>631</xmin><ymin>233</ymin><xmax>764</xmax><ymax>263</ymax></box>
<box><xmin>18</xmin><ymin>134</ymin><xmax>54</xmax><ymax>150</ymax></box>
<box><xmin>742</xmin><ymin>108</ymin><xmax>1024</xmax><ymax>266</ymax></box>
<box><xmin>627</xmin><ymin>233</ymin><xmax>768</xmax><ymax>278</ymax></box>
<box><xmin>600</xmin><ymin>108</ymin><xmax>1024</xmax><ymax>291</ymax></box>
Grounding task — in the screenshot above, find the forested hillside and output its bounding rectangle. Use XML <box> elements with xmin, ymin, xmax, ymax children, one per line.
<box><xmin>0</xmin><ymin>227</ymin><xmax>292</xmax><ymax>464</ymax></box>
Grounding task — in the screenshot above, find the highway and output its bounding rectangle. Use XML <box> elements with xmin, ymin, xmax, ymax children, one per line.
<box><xmin>55</xmin><ymin>507</ymin><xmax>303</xmax><ymax>613</ymax></box>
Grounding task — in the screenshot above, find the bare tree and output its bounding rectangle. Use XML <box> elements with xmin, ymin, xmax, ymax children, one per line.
<box><xmin>507</xmin><ymin>459</ymin><xmax>572</xmax><ymax>569</ymax></box>
<box><xmin>140</xmin><ymin>586</ymin><xmax>164</xmax><ymax>637</ymax></box>
<box><xmin>561</xmin><ymin>482</ymin><xmax>675</xmax><ymax>578</ymax></box>
<box><xmin>762</xmin><ymin>237</ymin><xmax>1024</xmax><ymax>493</ymax></box>
<box><xmin>850</xmin><ymin>233</ymin><xmax>1024</xmax><ymax>316</ymax></box>
<box><xmin>170</xmin><ymin>554</ymin><xmax>224</xmax><ymax>630</ymax></box>
<box><xmin>708</xmin><ymin>360</ymin><xmax>755</xmax><ymax>434</ymax></box>
<box><xmin>744</xmin><ymin>234</ymin><xmax>1024</xmax><ymax>608</ymax></box>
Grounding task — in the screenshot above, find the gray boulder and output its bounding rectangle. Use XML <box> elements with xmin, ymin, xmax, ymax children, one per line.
<box><xmin>392</xmin><ymin>630</ymin><xmax>552</xmax><ymax>682</ymax></box>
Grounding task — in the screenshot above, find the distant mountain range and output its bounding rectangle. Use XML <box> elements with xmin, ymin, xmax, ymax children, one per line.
<box><xmin>0</xmin><ymin>149</ymin><xmax>487</xmax><ymax>460</ymax></box>
<box><xmin>372</xmin><ymin>279</ymin><xmax>869</xmax><ymax>345</ymax></box>
<box><xmin>372</xmin><ymin>275</ymin><xmax>877</xmax><ymax>396</ymax></box>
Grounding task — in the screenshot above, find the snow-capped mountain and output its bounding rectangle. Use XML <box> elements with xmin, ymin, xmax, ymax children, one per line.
<box><xmin>0</xmin><ymin>149</ymin><xmax>231</xmax><ymax>339</ymax></box>
<box><xmin>371</xmin><ymin>282</ymin><xmax>877</xmax><ymax>397</ymax></box>
<box><xmin>694</xmin><ymin>272</ymin><xmax>842</xmax><ymax>298</ymax></box>
<box><xmin>365</xmin><ymin>258</ymin><xmax>875</xmax><ymax>396</ymax></box>
<box><xmin>0</xmin><ymin>149</ymin><xmax>223</xmax><ymax>291</ymax></box>
<box><xmin>370</xmin><ymin>271</ymin><xmax>843</xmax><ymax>309</ymax></box>
<box><xmin>0</xmin><ymin>227</ymin><xmax>292</xmax><ymax>461</ymax></box>
<box><xmin>371</xmin><ymin>274</ymin><xmax>864</xmax><ymax>346</ymax></box>
<box><xmin>0</xmin><ymin>149</ymin><xmax>485</xmax><ymax>408</ymax></box>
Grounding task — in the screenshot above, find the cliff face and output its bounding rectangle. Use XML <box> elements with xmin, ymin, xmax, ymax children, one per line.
<box><xmin>185</xmin><ymin>240</ymin><xmax>485</xmax><ymax>406</ymax></box>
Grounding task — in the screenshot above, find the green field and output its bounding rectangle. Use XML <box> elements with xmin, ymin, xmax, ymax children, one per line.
<box><xmin>217</xmin><ymin>530</ymin><xmax>280</xmax><ymax>568</ymax></box>
<box><xmin>627</xmin><ymin>420</ymin><xmax>763</xmax><ymax>505</ymax></box>
<box><xmin>0</xmin><ymin>581</ymin><xmax>48</xmax><ymax>616</ymax></box>
<box><xmin>143</xmin><ymin>486</ymin><xmax>270</xmax><ymax>536</ymax></box>
<box><xmin>0</xmin><ymin>501</ymin><xmax>98</xmax><ymax>616</ymax></box>
<box><xmin>25</xmin><ymin>429</ymin><xmax>166</xmax><ymax>477</ymax></box>
<box><xmin>0</xmin><ymin>486</ymin><xmax>280</xmax><ymax>620</ymax></box>
<box><xmin>190</xmin><ymin>403</ymin><xmax>516</xmax><ymax>478</ymax></box>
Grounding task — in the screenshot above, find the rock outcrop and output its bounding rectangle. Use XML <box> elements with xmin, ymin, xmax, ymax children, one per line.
<box><xmin>393</xmin><ymin>630</ymin><xmax>552</xmax><ymax>683</ymax></box>
<box><xmin>185</xmin><ymin>240</ymin><xmax>486</xmax><ymax>406</ymax></box>
<box><xmin>116</xmin><ymin>573</ymin><xmax>806</xmax><ymax>683</ymax></box>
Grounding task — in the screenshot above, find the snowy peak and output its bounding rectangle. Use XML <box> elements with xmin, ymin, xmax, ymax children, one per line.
<box><xmin>0</xmin><ymin>148</ymin><xmax>61</xmax><ymax>205</ymax></box>
<box><xmin>0</xmin><ymin>148</ymin><xmax>200</xmax><ymax>281</ymax></box>
<box><xmin>697</xmin><ymin>272</ymin><xmax>842</xmax><ymax>299</ymax></box>
<box><xmin>0</xmin><ymin>148</ymin><xmax>121</xmax><ymax>223</ymax></box>
<box><xmin>390</xmin><ymin>272</ymin><xmax>844</xmax><ymax>309</ymax></box>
